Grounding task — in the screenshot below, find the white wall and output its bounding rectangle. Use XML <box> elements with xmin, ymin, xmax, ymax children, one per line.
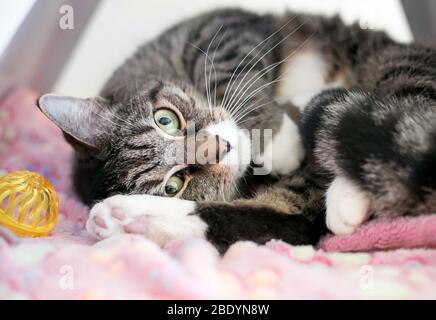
<box><xmin>54</xmin><ymin>0</ymin><xmax>413</xmax><ymax>97</ymax></box>
<box><xmin>0</xmin><ymin>0</ymin><xmax>35</xmax><ymax>59</ymax></box>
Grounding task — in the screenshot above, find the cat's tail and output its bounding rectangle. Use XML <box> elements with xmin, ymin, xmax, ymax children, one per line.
<box><xmin>301</xmin><ymin>88</ymin><xmax>436</xmax><ymax>219</ymax></box>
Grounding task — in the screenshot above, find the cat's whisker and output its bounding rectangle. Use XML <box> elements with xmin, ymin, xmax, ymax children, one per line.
<box><xmin>220</xmin><ymin>15</ymin><xmax>298</xmax><ymax>111</ymax></box>
<box><xmin>227</xmin><ymin>32</ymin><xmax>314</xmax><ymax>115</ymax></box>
<box><xmin>231</xmin><ymin>78</ymin><xmax>288</xmax><ymax>116</ymax></box>
<box><xmin>228</xmin><ymin>36</ymin><xmax>314</xmax><ymax>120</ymax></box>
<box><xmin>229</xmin><ymin>37</ymin><xmax>313</xmax><ymax>121</ymax></box>
<box><xmin>190</xmin><ymin>46</ymin><xmax>218</xmax><ymax>114</ymax></box>
<box><xmin>230</xmin><ymin>78</ymin><xmax>288</xmax><ymax>120</ymax></box>
<box><xmin>207</xmin><ymin>57</ymin><xmax>217</xmax><ymax>112</ymax></box>
<box><xmin>223</xmin><ymin>19</ymin><xmax>309</xmax><ymax>114</ymax></box>
<box><xmin>203</xmin><ymin>49</ymin><xmax>212</xmax><ymax>111</ymax></box>
<box><xmin>204</xmin><ymin>26</ymin><xmax>223</xmax><ymax>113</ymax></box>
<box><xmin>235</xmin><ymin>106</ymin><xmax>272</xmax><ymax>125</ymax></box>
<box><xmin>188</xmin><ymin>43</ymin><xmax>214</xmax><ymax>113</ymax></box>
<box><xmin>234</xmin><ymin>101</ymin><xmax>274</xmax><ymax>125</ymax></box>
<box><xmin>221</xmin><ymin>39</ymin><xmax>273</xmax><ymax>111</ymax></box>
<box><xmin>232</xmin><ymin>77</ymin><xmax>283</xmax><ymax>110</ymax></box>
<box><xmin>233</xmin><ymin>100</ymin><xmax>274</xmax><ymax>125</ymax></box>
<box><xmin>208</xmin><ymin>30</ymin><xmax>226</xmax><ymax>109</ymax></box>
<box><xmin>227</xmin><ymin>65</ymin><xmax>286</xmax><ymax>117</ymax></box>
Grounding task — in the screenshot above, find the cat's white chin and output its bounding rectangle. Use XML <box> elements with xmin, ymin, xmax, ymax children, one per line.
<box><xmin>205</xmin><ymin>119</ymin><xmax>251</xmax><ymax>178</ymax></box>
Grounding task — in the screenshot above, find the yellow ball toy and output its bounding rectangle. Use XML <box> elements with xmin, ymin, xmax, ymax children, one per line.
<box><xmin>0</xmin><ymin>171</ymin><xmax>59</xmax><ymax>237</ymax></box>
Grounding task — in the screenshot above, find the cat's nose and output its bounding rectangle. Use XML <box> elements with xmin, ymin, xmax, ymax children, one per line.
<box><xmin>195</xmin><ymin>134</ymin><xmax>231</xmax><ymax>164</ymax></box>
<box><xmin>216</xmin><ymin>135</ymin><xmax>231</xmax><ymax>159</ymax></box>
<box><xmin>206</xmin><ymin>135</ymin><xmax>231</xmax><ymax>163</ymax></box>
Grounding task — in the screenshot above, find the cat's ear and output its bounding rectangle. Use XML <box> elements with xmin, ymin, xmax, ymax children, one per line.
<box><xmin>36</xmin><ymin>94</ymin><xmax>111</xmax><ymax>156</ymax></box>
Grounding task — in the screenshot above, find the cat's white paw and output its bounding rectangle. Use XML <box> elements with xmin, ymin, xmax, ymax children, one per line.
<box><xmin>326</xmin><ymin>176</ymin><xmax>370</xmax><ymax>235</ymax></box>
<box><xmin>86</xmin><ymin>194</ymin><xmax>207</xmax><ymax>245</ymax></box>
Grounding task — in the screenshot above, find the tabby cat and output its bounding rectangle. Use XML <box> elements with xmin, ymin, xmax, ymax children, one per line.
<box><xmin>37</xmin><ymin>9</ymin><xmax>436</xmax><ymax>253</ymax></box>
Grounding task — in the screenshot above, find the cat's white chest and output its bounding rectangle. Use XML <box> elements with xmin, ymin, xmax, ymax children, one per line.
<box><xmin>275</xmin><ymin>49</ymin><xmax>344</xmax><ymax>110</ymax></box>
<box><xmin>260</xmin><ymin>49</ymin><xmax>345</xmax><ymax>176</ymax></box>
<box><xmin>257</xmin><ymin>113</ymin><xmax>305</xmax><ymax>175</ymax></box>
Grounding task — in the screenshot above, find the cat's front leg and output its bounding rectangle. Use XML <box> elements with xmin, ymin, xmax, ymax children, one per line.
<box><xmin>300</xmin><ymin>89</ymin><xmax>375</xmax><ymax>235</ymax></box>
<box><xmin>86</xmin><ymin>195</ymin><xmax>207</xmax><ymax>245</ymax></box>
<box><xmin>87</xmin><ymin>188</ymin><xmax>325</xmax><ymax>253</ymax></box>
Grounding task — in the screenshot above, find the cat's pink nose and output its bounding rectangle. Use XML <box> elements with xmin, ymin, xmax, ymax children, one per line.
<box><xmin>216</xmin><ymin>135</ymin><xmax>231</xmax><ymax>160</ymax></box>
<box><xmin>195</xmin><ymin>134</ymin><xmax>231</xmax><ymax>164</ymax></box>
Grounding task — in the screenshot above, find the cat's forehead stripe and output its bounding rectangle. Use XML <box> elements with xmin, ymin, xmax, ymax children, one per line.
<box><xmin>149</xmin><ymin>81</ymin><xmax>164</xmax><ymax>103</ymax></box>
<box><xmin>167</xmin><ymin>86</ymin><xmax>190</xmax><ymax>102</ymax></box>
<box><xmin>129</xmin><ymin>163</ymin><xmax>160</xmax><ymax>186</ymax></box>
<box><xmin>159</xmin><ymin>89</ymin><xmax>191</xmax><ymax>108</ymax></box>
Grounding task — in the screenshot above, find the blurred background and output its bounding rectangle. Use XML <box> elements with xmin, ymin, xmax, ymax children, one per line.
<box><xmin>0</xmin><ymin>0</ymin><xmax>434</xmax><ymax>98</ymax></box>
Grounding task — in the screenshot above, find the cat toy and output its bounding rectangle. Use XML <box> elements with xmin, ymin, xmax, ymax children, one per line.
<box><xmin>0</xmin><ymin>171</ymin><xmax>59</xmax><ymax>236</ymax></box>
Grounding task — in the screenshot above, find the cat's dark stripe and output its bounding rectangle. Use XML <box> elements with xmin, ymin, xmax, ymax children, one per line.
<box><xmin>393</xmin><ymin>85</ymin><xmax>436</xmax><ymax>100</ymax></box>
<box><xmin>211</xmin><ymin>76</ymin><xmax>233</xmax><ymax>93</ymax></box>
<box><xmin>378</xmin><ymin>66</ymin><xmax>436</xmax><ymax>86</ymax></box>
<box><xmin>301</xmin><ymin>88</ymin><xmax>349</xmax><ymax>154</ymax></box>
<box><xmin>128</xmin><ymin>127</ymin><xmax>155</xmax><ymax>138</ymax></box>
<box><xmin>130</xmin><ymin>165</ymin><xmax>159</xmax><ymax>186</ymax></box>
<box><xmin>181</xmin><ymin>17</ymin><xmax>222</xmax><ymax>82</ymax></box>
<box><xmin>149</xmin><ymin>81</ymin><xmax>164</xmax><ymax>103</ymax></box>
<box><xmin>170</xmin><ymin>93</ymin><xmax>191</xmax><ymax>107</ymax></box>
<box><xmin>124</xmin><ymin>142</ymin><xmax>153</xmax><ymax>150</ymax></box>
<box><xmin>334</xmin><ymin>106</ymin><xmax>399</xmax><ymax>188</ymax></box>
<box><xmin>388</xmin><ymin>48</ymin><xmax>436</xmax><ymax>66</ymax></box>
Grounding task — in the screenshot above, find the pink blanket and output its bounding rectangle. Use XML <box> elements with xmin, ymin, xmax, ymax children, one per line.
<box><xmin>1</xmin><ymin>87</ymin><xmax>436</xmax><ymax>299</ymax></box>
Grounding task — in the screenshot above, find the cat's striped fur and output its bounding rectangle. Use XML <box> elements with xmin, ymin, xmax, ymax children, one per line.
<box><xmin>37</xmin><ymin>9</ymin><xmax>436</xmax><ymax>253</ymax></box>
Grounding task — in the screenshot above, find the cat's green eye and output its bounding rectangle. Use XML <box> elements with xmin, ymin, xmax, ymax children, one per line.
<box><xmin>154</xmin><ymin>109</ymin><xmax>180</xmax><ymax>135</ymax></box>
<box><xmin>164</xmin><ymin>175</ymin><xmax>184</xmax><ymax>196</ymax></box>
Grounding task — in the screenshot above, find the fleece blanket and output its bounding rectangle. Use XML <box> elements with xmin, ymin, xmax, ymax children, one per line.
<box><xmin>1</xmin><ymin>87</ymin><xmax>436</xmax><ymax>299</ymax></box>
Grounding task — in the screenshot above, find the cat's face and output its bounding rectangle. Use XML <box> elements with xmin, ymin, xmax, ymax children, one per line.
<box><xmin>37</xmin><ymin>80</ymin><xmax>252</xmax><ymax>202</ymax></box>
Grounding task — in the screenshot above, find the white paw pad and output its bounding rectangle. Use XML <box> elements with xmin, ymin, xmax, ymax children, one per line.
<box><xmin>86</xmin><ymin>194</ymin><xmax>206</xmax><ymax>245</ymax></box>
<box><xmin>326</xmin><ymin>176</ymin><xmax>370</xmax><ymax>235</ymax></box>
